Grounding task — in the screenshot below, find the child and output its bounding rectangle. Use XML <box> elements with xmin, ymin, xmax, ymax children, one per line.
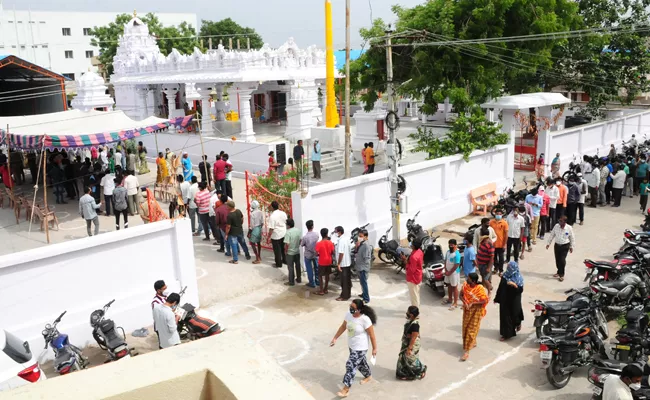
<box><xmin>641</xmin><ymin>177</ymin><xmax>649</xmax><ymax>213</ymax></box>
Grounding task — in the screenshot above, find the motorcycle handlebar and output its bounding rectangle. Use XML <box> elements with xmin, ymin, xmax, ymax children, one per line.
<box><xmin>414</xmin><ymin>211</ymin><xmax>420</xmax><ymax>218</ymax></box>
<box><xmin>105</xmin><ymin>299</ymin><xmax>115</xmax><ymax>308</ymax></box>
<box><xmin>54</xmin><ymin>311</ymin><xmax>67</xmax><ymax>324</ymax></box>
<box><xmin>179</xmin><ymin>286</ymin><xmax>188</xmax><ymax>297</ymax></box>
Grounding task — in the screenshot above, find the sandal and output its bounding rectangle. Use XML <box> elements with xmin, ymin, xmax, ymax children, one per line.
<box><xmin>448</xmin><ymin>305</ymin><xmax>458</xmax><ymax>311</ymax></box>
<box><xmin>315</xmin><ymin>291</ymin><xmax>326</xmax><ymax>296</ymax></box>
<box><xmin>559</xmin><ymin>277</ymin><xmax>564</xmax><ymax>282</ymax></box>
<box><xmin>228</xmin><ymin>260</ymin><xmax>238</xmax><ymax>264</ymax></box>
<box><xmin>460</xmin><ymin>353</ymin><xmax>469</xmax><ymax>362</ymax></box>
<box><xmin>252</xmin><ymin>260</ymin><xmax>261</xmax><ymax>264</ymax></box>
<box><xmin>553</xmin><ymin>273</ymin><xmax>560</xmax><ymax>278</ymax></box>
<box><xmin>419</xmin><ymin>366</ymin><xmax>427</xmax><ymax>380</ymax></box>
<box><xmin>442</xmin><ymin>299</ymin><xmax>451</xmax><ymax>305</ymax></box>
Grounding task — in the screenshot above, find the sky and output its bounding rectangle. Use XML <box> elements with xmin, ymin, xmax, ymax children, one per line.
<box><xmin>0</xmin><ymin>0</ymin><xmax>424</xmax><ymax>49</ymax></box>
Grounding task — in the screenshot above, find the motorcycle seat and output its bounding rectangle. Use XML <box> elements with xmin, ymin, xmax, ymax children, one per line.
<box><xmin>545</xmin><ymin>301</ymin><xmax>573</xmax><ymax>312</ymax></box>
<box><xmin>598</xmin><ymin>359</ymin><xmax>629</xmax><ymax>370</ymax></box>
<box><xmin>597</xmin><ymin>280</ymin><xmax>630</xmax><ymax>291</ymax></box>
<box><xmin>386</xmin><ymin>240</ymin><xmax>399</xmax><ymax>252</ymax></box>
<box><xmin>54</xmin><ymin>347</ymin><xmax>76</xmax><ymax>367</ymax></box>
<box><xmin>585</xmin><ymin>259</ymin><xmax>619</xmax><ymax>268</ymax></box>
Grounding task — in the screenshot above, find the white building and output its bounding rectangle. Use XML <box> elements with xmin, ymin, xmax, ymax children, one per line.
<box><xmin>0</xmin><ymin>8</ymin><xmax>197</xmax><ymax>81</ymax></box>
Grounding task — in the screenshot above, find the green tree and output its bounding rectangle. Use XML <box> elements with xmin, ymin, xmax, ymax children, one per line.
<box><xmin>349</xmin><ymin>0</ymin><xmax>582</xmax><ymax>114</ymax></box>
<box><xmin>90</xmin><ymin>13</ymin><xmax>200</xmax><ymax>76</ymax></box>
<box><xmin>409</xmin><ymin>106</ymin><xmax>509</xmax><ymax>161</ymax></box>
<box><xmin>199</xmin><ymin>18</ymin><xmax>264</xmax><ymax>49</ymax></box>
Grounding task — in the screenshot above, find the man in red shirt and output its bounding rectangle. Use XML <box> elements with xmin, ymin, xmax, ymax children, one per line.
<box><xmin>314</xmin><ymin>228</ymin><xmax>335</xmax><ymax>296</ymax></box>
<box><xmin>403</xmin><ymin>239</ymin><xmax>423</xmax><ymax>308</ymax></box>
<box><xmin>213</xmin><ymin>155</ymin><xmax>227</xmax><ymax>195</ymax></box>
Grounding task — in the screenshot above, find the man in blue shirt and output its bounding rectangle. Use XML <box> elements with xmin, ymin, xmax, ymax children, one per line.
<box><xmin>606</xmin><ymin>159</ymin><xmax>615</xmax><ymax>204</ymax></box>
<box><xmin>462</xmin><ymin>234</ymin><xmax>477</xmax><ymax>276</ymax></box>
<box><xmin>525</xmin><ymin>188</ymin><xmax>543</xmax><ymax>245</ymax></box>
<box><xmin>311</xmin><ymin>140</ymin><xmax>322</xmax><ymax>179</ymax></box>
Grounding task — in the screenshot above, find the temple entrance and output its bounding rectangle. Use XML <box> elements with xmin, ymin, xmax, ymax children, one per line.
<box><xmin>270</xmin><ymin>91</ymin><xmax>287</xmax><ymax>121</ymax></box>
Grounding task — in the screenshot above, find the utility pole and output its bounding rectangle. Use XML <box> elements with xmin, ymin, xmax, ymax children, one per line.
<box><xmin>385</xmin><ymin>30</ymin><xmax>400</xmax><ymax>242</ymax></box>
<box><xmin>344</xmin><ymin>0</ymin><xmax>351</xmax><ymax>178</ymax></box>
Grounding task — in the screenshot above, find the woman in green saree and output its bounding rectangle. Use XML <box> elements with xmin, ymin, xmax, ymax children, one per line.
<box><xmin>396</xmin><ymin>306</ymin><xmax>427</xmax><ymax>380</ymax></box>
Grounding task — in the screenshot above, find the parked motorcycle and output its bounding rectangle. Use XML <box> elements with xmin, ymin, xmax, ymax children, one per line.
<box><xmin>610</xmin><ymin>304</ymin><xmax>650</xmax><ymax>362</ymax></box>
<box><xmin>41</xmin><ymin>311</ymin><xmax>88</xmax><ymax>375</ymax></box>
<box><xmin>90</xmin><ymin>300</ymin><xmax>131</xmax><ymax>362</ymax></box>
<box><xmin>591</xmin><ymin>272</ymin><xmax>649</xmax><ymax>315</ymax></box>
<box><xmin>406</xmin><ymin>211</ymin><xmax>429</xmax><ymax>244</ymax></box>
<box><xmin>176</xmin><ymin>287</ymin><xmax>224</xmax><ymax>341</ymax></box>
<box><xmin>533</xmin><ymin>287</ymin><xmax>606</xmax><ymax>339</ymax></box>
<box><xmin>538</xmin><ymin>311</ymin><xmax>610</xmax><ymax>389</ymax></box>
<box><xmin>377</xmin><ymin>226</ymin><xmax>406</xmax><ymax>272</ymax></box>
<box><xmin>422</xmin><ymin>234</ymin><xmax>447</xmax><ymax>295</ymax></box>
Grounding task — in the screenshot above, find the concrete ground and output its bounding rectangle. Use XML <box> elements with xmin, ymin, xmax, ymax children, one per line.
<box><xmin>2</xmin><ymin>163</ymin><xmax>641</xmax><ymax>399</ymax></box>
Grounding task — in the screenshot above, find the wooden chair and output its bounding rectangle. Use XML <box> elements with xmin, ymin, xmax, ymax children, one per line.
<box><xmin>32</xmin><ymin>206</ymin><xmax>59</xmax><ymax>231</ymax></box>
<box><xmin>0</xmin><ymin>189</ymin><xmax>4</xmax><ymax>209</ymax></box>
<box><xmin>470</xmin><ymin>182</ymin><xmax>499</xmax><ymax>216</ymax></box>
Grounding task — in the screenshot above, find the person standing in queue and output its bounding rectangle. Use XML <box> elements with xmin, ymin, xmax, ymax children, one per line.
<box><xmin>335</xmin><ymin>226</ymin><xmax>352</xmax><ymax>301</ymax></box>
<box><xmin>506</xmin><ymin>207</ymin><xmax>525</xmax><ymax>264</ymax></box>
<box><xmin>403</xmin><ymin>239</ymin><xmax>423</xmax><ymax>308</ymax></box>
<box><xmin>355</xmin><ymin>229</ymin><xmax>372</xmax><ymax>303</ymax></box>
<box><xmin>330</xmin><ymin>299</ymin><xmax>378</xmax><ymax>398</ymax></box>
<box><xmin>396</xmin><ymin>306</ymin><xmax>427</xmax><ymax>381</ymax></box>
<box><xmin>151</xmin><ymin>280</ymin><xmax>168</xmax><ymax>349</ymax></box>
<box><xmin>365</xmin><ymin>142</ymin><xmax>376</xmax><ymax>174</ymax></box>
<box><xmin>315</xmin><ymin>228</ymin><xmax>336</xmax><ymax>296</ymax></box>
<box><xmin>546</xmin><ymin>215</ymin><xmax>575</xmax><ymax>282</ymax></box>
<box><xmin>268</xmin><ymin>201</ymin><xmax>287</xmax><ymax>268</ymax></box>
<box><xmin>494</xmin><ymin>261</ymin><xmax>524</xmax><ymax>341</ymax></box>
<box><xmin>312</xmin><ymin>140</ymin><xmax>322</xmax><ymax>179</ymax></box>
<box><xmin>459</xmin><ymin>273</ymin><xmax>489</xmax><ymax>361</ymax></box>
<box><xmin>489</xmin><ymin>209</ymin><xmax>508</xmax><ymax>274</ymax></box>
<box><xmin>602</xmin><ymin>364</ymin><xmax>642</xmax><ymax>400</ymax></box>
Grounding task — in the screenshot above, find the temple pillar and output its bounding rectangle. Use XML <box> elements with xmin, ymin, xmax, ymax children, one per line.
<box><xmin>286</xmin><ymin>80</ymin><xmax>318</xmax><ymax>141</ymax></box>
<box><xmin>215</xmin><ymin>84</ymin><xmax>227</xmax><ymax>121</ymax></box>
<box><xmin>234</xmin><ymin>82</ymin><xmax>259</xmax><ymax>142</ymax></box>
<box><xmin>136</xmin><ymin>85</ymin><xmax>150</xmax><ymax>120</ymax></box>
<box><xmin>196</xmin><ymin>83</ymin><xmax>215</xmax><ymax>136</ymax></box>
<box><xmin>501</xmin><ymin>109</ymin><xmax>517</xmax><ymax>181</ymax></box>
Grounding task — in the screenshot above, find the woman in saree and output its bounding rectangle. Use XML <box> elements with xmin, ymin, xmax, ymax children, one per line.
<box><xmin>495</xmin><ymin>261</ymin><xmax>524</xmax><ymax>341</ymax></box>
<box><xmin>459</xmin><ymin>272</ymin><xmax>489</xmax><ymax>361</ymax></box>
<box><xmin>139</xmin><ymin>187</ymin><xmax>168</xmax><ymax>223</ymax></box>
<box><xmin>156</xmin><ymin>152</ymin><xmax>169</xmax><ymax>183</ymax></box>
<box><xmin>171</xmin><ymin>154</ymin><xmax>181</xmax><ymax>177</ymax></box>
<box><xmin>535</xmin><ymin>153</ymin><xmax>545</xmax><ymax>181</ymax></box>
<box><xmin>396</xmin><ymin>306</ymin><xmax>427</xmax><ymax>380</ymax></box>
<box><xmin>182</xmin><ymin>152</ymin><xmax>193</xmax><ymax>181</ymax></box>
<box><xmin>138</xmin><ymin>148</ymin><xmax>150</xmax><ymax>174</ymax></box>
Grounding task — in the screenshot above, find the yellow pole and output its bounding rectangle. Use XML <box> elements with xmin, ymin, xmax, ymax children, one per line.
<box><xmin>325</xmin><ymin>0</ymin><xmax>339</xmax><ymax>127</ymax></box>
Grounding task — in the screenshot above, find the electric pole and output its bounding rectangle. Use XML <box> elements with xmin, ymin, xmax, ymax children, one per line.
<box><xmin>344</xmin><ymin>0</ymin><xmax>351</xmax><ymax>178</ymax></box>
<box><xmin>385</xmin><ymin>30</ymin><xmax>400</xmax><ymax>242</ymax></box>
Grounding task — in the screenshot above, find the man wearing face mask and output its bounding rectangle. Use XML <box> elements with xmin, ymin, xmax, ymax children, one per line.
<box><xmin>603</xmin><ymin>364</ymin><xmax>643</xmax><ymax>400</ymax></box>
<box><xmin>152</xmin><ymin>292</ymin><xmax>181</xmax><ymax>349</ymax></box>
<box><xmin>546</xmin><ymin>215</ymin><xmax>575</xmax><ymax>282</ymax></box>
<box><xmin>151</xmin><ymin>280</ymin><xmax>168</xmax><ymax>349</ymax></box>
<box><xmin>489</xmin><ymin>209</ymin><xmax>509</xmax><ymax>274</ymax></box>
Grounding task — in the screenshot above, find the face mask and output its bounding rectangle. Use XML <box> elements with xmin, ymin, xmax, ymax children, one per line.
<box><xmin>172</xmin><ymin>304</ymin><xmax>178</xmax><ymax>311</ymax></box>
<box><xmin>513</xmin><ymin>212</ymin><xmax>518</xmax><ymax>217</ymax></box>
<box><xmin>630</xmin><ymin>383</ymin><xmax>641</xmax><ymax>391</ymax></box>
<box><xmin>495</xmin><ymin>215</ymin><xmax>502</xmax><ymax>220</ymax></box>
<box><xmin>555</xmin><ymin>182</ymin><xmax>561</xmax><ymax>186</ymax></box>
<box><xmin>349</xmin><ymin>307</ymin><xmax>357</xmax><ymax>315</ymax></box>
<box><xmin>162</xmin><ymin>290</ymin><xmax>170</xmax><ymax>297</ymax></box>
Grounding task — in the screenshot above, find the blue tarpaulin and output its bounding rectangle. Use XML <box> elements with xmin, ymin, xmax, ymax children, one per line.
<box><xmin>334</xmin><ymin>49</ymin><xmax>364</xmax><ymax>71</ymax></box>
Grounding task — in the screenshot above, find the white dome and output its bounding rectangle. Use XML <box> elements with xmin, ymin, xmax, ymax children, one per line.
<box><xmin>124</xmin><ymin>16</ymin><xmax>150</xmax><ymax>37</ymax></box>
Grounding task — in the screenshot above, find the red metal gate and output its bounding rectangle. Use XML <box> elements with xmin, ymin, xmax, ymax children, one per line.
<box><xmin>514</xmin><ymin>135</ymin><xmax>537</xmax><ymax>171</ymax></box>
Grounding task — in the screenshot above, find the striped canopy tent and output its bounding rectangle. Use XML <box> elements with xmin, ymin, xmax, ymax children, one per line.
<box><xmin>0</xmin><ymin>109</ymin><xmax>193</xmax><ymax>150</ymax></box>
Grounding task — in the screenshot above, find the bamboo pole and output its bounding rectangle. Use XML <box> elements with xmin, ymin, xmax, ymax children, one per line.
<box><xmin>5</xmin><ymin>125</ymin><xmax>18</xmax><ymax>224</ymax></box>
<box><xmin>42</xmin><ymin>147</ymin><xmax>50</xmax><ymax>244</ymax></box>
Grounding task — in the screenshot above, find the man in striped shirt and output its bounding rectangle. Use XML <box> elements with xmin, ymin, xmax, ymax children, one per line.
<box><xmin>194</xmin><ymin>182</ymin><xmax>218</xmax><ymax>242</ymax></box>
<box><xmin>546</xmin><ymin>215</ymin><xmax>576</xmax><ymax>282</ymax></box>
<box><xmin>476</xmin><ymin>229</ymin><xmax>495</xmax><ymax>295</ymax></box>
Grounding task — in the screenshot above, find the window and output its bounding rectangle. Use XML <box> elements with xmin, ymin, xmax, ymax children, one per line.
<box><xmin>62</xmin><ymin>27</ymin><xmax>71</xmax><ymax>36</ymax></box>
<box><xmin>85</xmin><ymin>50</ymin><xmax>94</xmax><ymax>58</ymax></box>
<box><xmin>20</xmin><ymin>45</ymin><xmax>25</xmax><ymax>49</ymax></box>
<box><xmin>62</xmin><ymin>73</ymin><xmax>75</xmax><ymax>80</ymax></box>
<box><xmin>64</xmin><ymin>50</ymin><xmax>73</xmax><ymax>59</ymax></box>
<box><xmin>42</xmin><ymin>44</ymin><xmax>48</xmax><ymax>48</ymax></box>
<box><xmin>17</xmin><ymin>21</ymin><xmax>22</xmax><ymax>24</ymax></box>
<box><xmin>83</xmin><ymin>28</ymin><xmax>91</xmax><ymax>36</ymax></box>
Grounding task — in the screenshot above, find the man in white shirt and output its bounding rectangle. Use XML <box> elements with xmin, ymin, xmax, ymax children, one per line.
<box><xmin>268</xmin><ymin>200</ymin><xmax>288</xmax><ymax>268</ymax></box>
<box><xmin>123</xmin><ymin>170</ymin><xmax>140</xmax><ymax>216</ymax></box>
<box><xmin>100</xmin><ymin>172</ymin><xmax>116</xmax><ymax>217</ymax></box>
<box><xmin>187</xmin><ymin>176</ymin><xmax>200</xmax><ymax>235</ymax></box>
<box><xmin>208</xmin><ymin>190</ymin><xmax>221</xmax><ymax>246</ymax></box>
<box><xmin>577</xmin><ymin>173</ymin><xmax>588</xmax><ymax>225</ymax></box>
<box><xmin>151</xmin><ymin>292</ymin><xmax>181</xmax><ymax>349</ymax></box>
<box><xmin>602</xmin><ymin>364</ymin><xmax>642</xmax><ymax>400</ymax></box>
<box><xmin>99</xmin><ymin>146</ymin><xmax>108</xmax><ymax>170</ymax></box>
<box><xmin>334</xmin><ymin>226</ymin><xmax>352</xmax><ymax>301</ymax></box>
<box><xmin>546</xmin><ymin>179</ymin><xmax>560</xmax><ymax>226</ymax></box>
<box><xmin>114</xmin><ymin>150</ymin><xmax>123</xmax><ymax>171</ymax></box>
<box><xmin>546</xmin><ymin>215</ymin><xmax>576</xmax><ymax>281</ymax></box>
<box><xmin>587</xmin><ymin>164</ymin><xmax>601</xmax><ymax>208</ymax></box>
<box><xmin>151</xmin><ymin>280</ymin><xmax>168</xmax><ymax>349</ymax></box>
<box><xmin>506</xmin><ymin>207</ymin><xmax>525</xmax><ymax>263</ymax></box>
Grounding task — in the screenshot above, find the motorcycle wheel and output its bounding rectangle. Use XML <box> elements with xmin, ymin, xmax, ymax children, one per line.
<box><xmin>546</xmin><ymin>356</ymin><xmax>572</xmax><ymax>389</ymax></box>
<box><xmin>535</xmin><ymin>320</ymin><xmax>552</xmax><ymax>339</ymax></box>
<box><xmin>378</xmin><ymin>250</ymin><xmax>391</xmax><ymax>264</ymax></box>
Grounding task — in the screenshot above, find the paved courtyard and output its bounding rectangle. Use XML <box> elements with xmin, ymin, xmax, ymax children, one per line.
<box><xmin>0</xmin><ymin>166</ymin><xmax>642</xmax><ymax>399</ymax></box>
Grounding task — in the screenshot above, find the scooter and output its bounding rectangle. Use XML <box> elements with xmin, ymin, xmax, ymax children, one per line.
<box><xmin>90</xmin><ymin>300</ymin><xmax>132</xmax><ymax>362</ymax></box>
<box><xmin>176</xmin><ymin>287</ymin><xmax>224</xmax><ymax>341</ymax></box>
<box><xmin>41</xmin><ymin>311</ymin><xmax>88</xmax><ymax>375</ymax></box>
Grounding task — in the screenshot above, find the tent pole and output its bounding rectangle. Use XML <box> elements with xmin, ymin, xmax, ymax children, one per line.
<box><xmin>42</xmin><ymin>145</ymin><xmax>50</xmax><ymax>244</ymax></box>
<box><xmin>6</xmin><ymin>125</ymin><xmax>18</xmax><ymax>225</ymax></box>
<box><xmin>154</xmin><ymin>129</ymin><xmax>160</xmax><ymax>156</ymax></box>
